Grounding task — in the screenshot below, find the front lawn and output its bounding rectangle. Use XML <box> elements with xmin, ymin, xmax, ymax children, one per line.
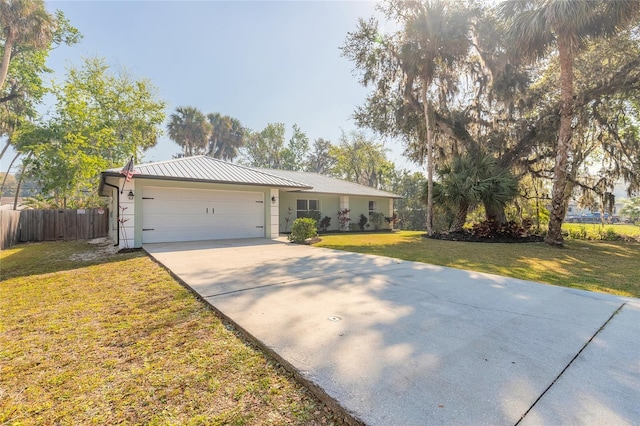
<box><xmin>314</xmin><ymin>231</ymin><xmax>640</xmax><ymax>298</ymax></box>
<box><xmin>563</xmin><ymin>222</ymin><xmax>640</xmax><ymax>240</ymax></box>
<box><xmin>0</xmin><ymin>241</ymin><xmax>336</xmax><ymax>425</ymax></box>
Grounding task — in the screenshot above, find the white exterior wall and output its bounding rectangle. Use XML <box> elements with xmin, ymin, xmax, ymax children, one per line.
<box><xmin>277</xmin><ymin>193</ymin><xmax>395</xmax><ymax>232</ymax></box>
<box><xmin>127</xmin><ymin>178</ymin><xmax>278</xmax><ymax>247</ymax></box>
<box><xmin>118</xmin><ymin>178</ymin><xmax>136</xmax><ymax>249</ymax></box>
<box><xmin>278</xmin><ymin>193</ymin><xmax>341</xmax><ymax>232</ymax></box>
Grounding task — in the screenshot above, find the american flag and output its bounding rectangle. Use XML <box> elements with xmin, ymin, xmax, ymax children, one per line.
<box><xmin>121</xmin><ymin>156</ymin><xmax>135</xmax><ymax>181</ymax></box>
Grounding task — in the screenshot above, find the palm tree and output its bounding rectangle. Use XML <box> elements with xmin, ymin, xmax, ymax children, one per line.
<box><xmin>395</xmin><ymin>0</ymin><xmax>470</xmax><ymax>235</ymax></box>
<box><xmin>427</xmin><ymin>152</ymin><xmax>518</xmax><ymax>232</ymax></box>
<box><xmin>500</xmin><ymin>0</ymin><xmax>640</xmax><ymax>246</ymax></box>
<box><xmin>207</xmin><ymin>112</ymin><xmax>245</xmax><ymax>161</ymax></box>
<box><xmin>166</xmin><ymin>106</ymin><xmax>211</xmax><ymax>157</ymax></box>
<box><xmin>0</xmin><ymin>0</ymin><xmax>54</xmax><ymax>91</ymax></box>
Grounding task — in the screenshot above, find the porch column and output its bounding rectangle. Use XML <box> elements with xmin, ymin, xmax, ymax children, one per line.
<box><xmin>339</xmin><ymin>195</ymin><xmax>350</xmax><ymax>231</ymax></box>
<box><xmin>270</xmin><ymin>188</ymin><xmax>279</xmax><ymax>239</ymax></box>
<box><xmin>389</xmin><ymin>199</ymin><xmax>394</xmax><ymax>230</ymax></box>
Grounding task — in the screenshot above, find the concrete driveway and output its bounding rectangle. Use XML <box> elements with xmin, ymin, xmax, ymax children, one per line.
<box><xmin>145</xmin><ymin>238</ymin><xmax>640</xmax><ymax>425</ymax></box>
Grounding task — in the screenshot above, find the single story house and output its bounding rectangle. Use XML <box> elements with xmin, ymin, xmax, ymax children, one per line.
<box><xmin>99</xmin><ymin>155</ymin><xmax>401</xmax><ymax>248</ymax></box>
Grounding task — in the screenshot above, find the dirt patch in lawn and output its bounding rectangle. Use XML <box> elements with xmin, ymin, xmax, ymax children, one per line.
<box><xmin>68</xmin><ymin>237</ymin><xmax>119</xmax><ymax>261</ymax></box>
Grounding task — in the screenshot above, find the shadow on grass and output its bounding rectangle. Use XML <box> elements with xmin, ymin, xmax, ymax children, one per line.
<box><xmin>316</xmin><ymin>235</ymin><xmax>640</xmax><ymax>298</ymax></box>
<box><xmin>0</xmin><ymin>240</ymin><xmax>146</xmax><ymax>281</ymax></box>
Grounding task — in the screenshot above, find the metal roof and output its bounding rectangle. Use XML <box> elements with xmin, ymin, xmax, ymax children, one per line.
<box><xmin>258</xmin><ymin>169</ymin><xmax>403</xmax><ymax>199</ymax></box>
<box><xmin>103</xmin><ymin>156</ymin><xmax>311</xmax><ymax>189</ymax></box>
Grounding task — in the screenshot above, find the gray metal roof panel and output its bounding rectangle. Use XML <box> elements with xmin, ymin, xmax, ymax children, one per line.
<box><xmin>104</xmin><ymin>156</ymin><xmax>311</xmax><ymax>189</ymax></box>
<box><xmin>257</xmin><ymin>169</ymin><xmax>403</xmax><ymax>198</ymax></box>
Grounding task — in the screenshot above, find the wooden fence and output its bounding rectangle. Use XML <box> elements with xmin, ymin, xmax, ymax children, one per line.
<box><xmin>0</xmin><ymin>208</ymin><xmax>109</xmax><ymax>249</ymax></box>
<box><xmin>0</xmin><ymin>210</ymin><xmax>22</xmax><ymax>250</ymax></box>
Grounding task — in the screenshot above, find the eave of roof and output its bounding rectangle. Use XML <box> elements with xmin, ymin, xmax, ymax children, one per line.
<box><xmin>258</xmin><ymin>169</ymin><xmax>403</xmax><ymax>199</ymax></box>
<box><xmin>101</xmin><ymin>156</ymin><xmax>312</xmax><ymax>190</ymax></box>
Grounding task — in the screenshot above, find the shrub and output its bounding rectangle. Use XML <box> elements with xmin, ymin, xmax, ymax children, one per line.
<box><xmin>603</xmin><ymin>228</ymin><xmax>620</xmax><ymax>241</ymax></box>
<box><xmin>370</xmin><ymin>212</ymin><xmax>386</xmax><ymax>230</ymax></box>
<box><xmin>470</xmin><ymin>219</ymin><xmax>533</xmax><ymax>239</ymax></box>
<box><xmin>288</xmin><ymin>218</ymin><xmax>318</xmax><ymax>243</ymax></box>
<box><xmin>319</xmin><ymin>216</ymin><xmax>331</xmax><ymax>232</ymax></box>
<box><xmin>338</xmin><ymin>209</ymin><xmax>351</xmax><ymax>231</ymax></box>
<box><xmin>565</xmin><ymin>225</ymin><xmax>622</xmax><ymax>241</ymax></box>
<box><xmin>385</xmin><ymin>213</ymin><xmax>399</xmax><ymax>229</ymax></box>
<box><xmin>300</xmin><ymin>210</ymin><xmax>321</xmax><ymax>223</ymax></box>
<box><xmin>358</xmin><ymin>214</ymin><xmax>368</xmax><ymax>231</ymax></box>
<box><xmin>567</xmin><ymin>226</ymin><xmax>588</xmax><ymax>240</ymax></box>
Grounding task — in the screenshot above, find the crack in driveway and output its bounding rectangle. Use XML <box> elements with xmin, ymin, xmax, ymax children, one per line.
<box><xmin>515</xmin><ymin>302</ymin><xmax>627</xmax><ymax>425</ymax></box>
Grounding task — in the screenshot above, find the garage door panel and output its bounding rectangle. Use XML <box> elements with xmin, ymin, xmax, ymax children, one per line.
<box><xmin>142</xmin><ymin>187</ymin><xmax>264</xmax><ymax>243</ymax></box>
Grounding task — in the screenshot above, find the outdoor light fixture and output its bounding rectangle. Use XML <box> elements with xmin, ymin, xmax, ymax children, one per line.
<box><xmin>271</xmin><ymin>196</ymin><xmax>276</xmax><ymax>203</ymax></box>
<box><xmin>127</xmin><ymin>189</ymin><xmax>134</xmax><ymax>200</ymax></box>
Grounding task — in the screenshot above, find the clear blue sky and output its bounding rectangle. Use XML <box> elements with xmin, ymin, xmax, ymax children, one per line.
<box><xmin>12</xmin><ymin>0</ymin><xmax>416</xmax><ymax>172</ymax></box>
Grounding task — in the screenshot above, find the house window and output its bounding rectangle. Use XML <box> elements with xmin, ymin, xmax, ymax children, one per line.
<box><xmin>297</xmin><ymin>199</ymin><xmax>320</xmax><ymax>218</ymax></box>
<box><xmin>369</xmin><ymin>200</ymin><xmax>376</xmax><ymax>216</ymax></box>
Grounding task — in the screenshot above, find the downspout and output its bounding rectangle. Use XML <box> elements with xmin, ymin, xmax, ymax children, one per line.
<box><xmin>102</xmin><ymin>181</ymin><xmax>120</xmax><ymax>247</ymax></box>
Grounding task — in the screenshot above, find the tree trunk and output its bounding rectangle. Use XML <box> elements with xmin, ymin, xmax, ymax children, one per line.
<box><xmin>450</xmin><ymin>201</ymin><xmax>469</xmax><ymax>232</ymax></box>
<box><xmin>546</xmin><ymin>40</ymin><xmax>574</xmax><ymax>247</ymax></box>
<box><xmin>0</xmin><ymin>32</ymin><xmax>15</xmax><ymax>91</ymax></box>
<box><xmin>484</xmin><ymin>203</ymin><xmax>507</xmax><ymax>224</ymax></box>
<box><xmin>0</xmin><ymin>151</ymin><xmax>21</xmax><ymax>197</ymax></box>
<box><xmin>12</xmin><ymin>152</ymin><xmax>31</xmax><ymax>210</ymax></box>
<box><xmin>421</xmin><ymin>83</ymin><xmax>434</xmax><ymax>235</ymax></box>
<box><xmin>0</xmin><ymin>137</ymin><xmax>12</xmax><ymax>161</ymax></box>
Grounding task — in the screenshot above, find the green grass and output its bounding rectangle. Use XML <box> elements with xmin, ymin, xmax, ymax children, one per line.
<box><xmin>315</xmin><ymin>231</ymin><xmax>640</xmax><ymax>298</ymax></box>
<box><xmin>563</xmin><ymin>222</ymin><xmax>640</xmax><ymax>240</ymax></box>
<box><xmin>0</xmin><ymin>241</ymin><xmax>336</xmax><ymax>425</ymax></box>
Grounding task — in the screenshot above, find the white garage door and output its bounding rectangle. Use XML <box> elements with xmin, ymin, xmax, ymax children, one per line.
<box><xmin>142</xmin><ymin>187</ymin><xmax>265</xmax><ymax>243</ymax></box>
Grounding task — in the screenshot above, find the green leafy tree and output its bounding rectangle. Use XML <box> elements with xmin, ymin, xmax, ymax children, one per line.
<box><xmin>306</xmin><ymin>138</ymin><xmax>335</xmax><ymax>175</ymax></box>
<box><xmin>281</xmin><ymin>124</ymin><xmax>309</xmax><ymax>171</ymax></box>
<box><xmin>241</xmin><ymin>122</ymin><xmax>286</xmax><ymax>168</ymax></box>
<box><xmin>167</xmin><ymin>106</ymin><xmax>211</xmax><ymax>157</ymax></box>
<box><xmin>1</xmin><ymin>4</ymin><xmax>80</xmax><ymax>160</ymax></box>
<box><xmin>397</xmin><ymin>0</ymin><xmax>471</xmax><ymax>235</ymax></box>
<box><xmin>0</xmin><ymin>0</ymin><xmax>54</xmax><ymax>90</ymax></box>
<box><xmin>330</xmin><ymin>131</ymin><xmax>394</xmax><ymax>188</ymax></box>
<box><xmin>385</xmin><ymin>169</ymin><xmax>426</xmax><ymax>230</ymax></box>
<box><xmin>343</xmin><ymin>0</ymin><xmax>471</xmax><ymax>234</ymax></box>
<box><xmin>23</xmin><ymin>57</ymin><xmax>165</xmax><ymax>206</ymax></box>
<box><xmin>207</xmin><ymin>112</ymin><xmax>245</xmax><ymax>161</ymax></box>
<box><xmin>620</xmin><ymin>197</ymin><xmax>640</xmax><ymax>225</ymax></box>
<box><xmin>500</xmin><ymin>0</ymin><xmax>640</xmax><ymax>246</ymax></box>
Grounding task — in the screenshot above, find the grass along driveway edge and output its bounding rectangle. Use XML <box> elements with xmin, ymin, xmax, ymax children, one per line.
<box><xmin>0</xmin><ymin>240</ymin><xmax>339</xmax><ymax>425</ymax></box>
<box><xmin>314</xmin><ymin>231</ymin><xmax>640</xmax><ymax>298</ymax></box>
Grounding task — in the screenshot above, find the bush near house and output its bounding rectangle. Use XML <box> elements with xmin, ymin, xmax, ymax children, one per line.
<box><xmin>358</xmin><ymin>214</ymin><xmax>368</xmax><ymax>231</ymax></box>
<box><xmin>369</xmin><ymin>212</ymin><xmax>386</xmax><ymax>230</ymax></box>
<box><xmin>288</xmin><ymin>218</ymin><xmax>318</xmax><ymax>243</ymax></box>
<box><xmin>319</xmin><ymin>216</ymin><xmax>332</xmax><ymax>232</ymax></box>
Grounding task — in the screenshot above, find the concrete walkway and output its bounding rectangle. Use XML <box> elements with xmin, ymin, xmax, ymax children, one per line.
<box><xmin>145</xmin><ymin>238</ymin><xmax>640</xmax><ymax>425</ymax></box>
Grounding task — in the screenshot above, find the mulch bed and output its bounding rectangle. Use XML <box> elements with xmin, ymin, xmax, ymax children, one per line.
<box><xmin>425</xmin><ymin>231</ymin><xmax>545</xmax><ymax>243</ymax></box>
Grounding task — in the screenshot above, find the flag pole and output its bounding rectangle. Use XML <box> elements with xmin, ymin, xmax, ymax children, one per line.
<box><xmin>120</xmin><ymin>156</ymin><xmax>135</xmax><ymax>194</ymax></box>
